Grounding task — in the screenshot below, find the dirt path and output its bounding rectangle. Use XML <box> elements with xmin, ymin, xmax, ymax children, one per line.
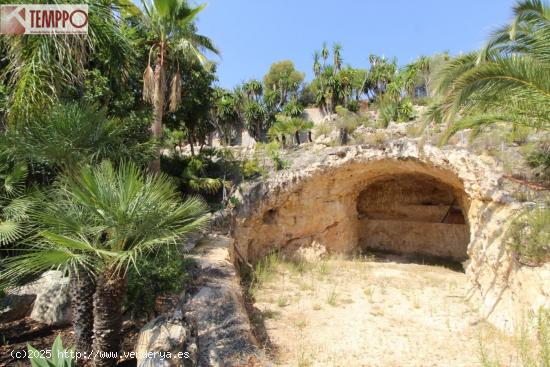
<box><xmin>251</xmin><ymin>254</ymin><xmax>516</xmax><ymax>367</ymax></box>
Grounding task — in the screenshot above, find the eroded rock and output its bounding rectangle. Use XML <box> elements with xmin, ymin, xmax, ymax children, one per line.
<box><xmin>7</xmin><ymin>271</ymin><xmax>71</xmax><ymax>325</ymax></box>
<box><xmin>230</xmin><ymin>139</ymin><xmax>549</xmax><ymax>333</ymax></box>
<box><xmin>184</xmin><ymin>235</ymin><xmax>264</xmax><ymax>367</ymax></box>
<box><xmin>135</xmin><ymin>313</ymin><xmax>198</xmax><ymax>367</ymax></box>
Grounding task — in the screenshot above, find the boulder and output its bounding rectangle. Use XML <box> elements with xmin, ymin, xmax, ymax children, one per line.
<box><xmin>0</xmin><ymin>293</ymin><xmax>35</xmax><ymax>323</ymax></box>
<box><xmin>135</xmin><ymin>313</ymin><xmax>198</xmax><ymax>367</ymax></box>
<box><xmin>12</xmin><ymin>271</ymin><xmax>71</xmax><ymax>326</ymax></box>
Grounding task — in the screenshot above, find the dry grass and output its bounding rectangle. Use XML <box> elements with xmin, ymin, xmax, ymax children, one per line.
<box><xmin>251</xmin><ymin>254</ymin><xmax>517</xmax><ymax>367</ymax></box>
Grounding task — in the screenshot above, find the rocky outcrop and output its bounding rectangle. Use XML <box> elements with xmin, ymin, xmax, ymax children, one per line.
<box><xmin>184</xmin><ymin>235</ymin><xmax>264</xmax><ymax>367</ymax></box>
<box><xmin>136</xmin><ymin>313</ymin><xmax>198</xmax><ymax>367</ymax></box>
<box><xmin>230</xmin><ymin>139</ymin><xmax>549</xmax><ymax>333</ymax></box>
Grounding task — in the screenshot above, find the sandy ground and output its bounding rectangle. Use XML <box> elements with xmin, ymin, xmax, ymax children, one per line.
<box><xmin>251</xmin><ymin>254</ymin><xmax>518</xmax><ymax>367</ymax></box>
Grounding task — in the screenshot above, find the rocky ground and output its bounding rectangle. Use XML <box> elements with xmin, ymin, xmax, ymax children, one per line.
<box><xmin>250</xmin><ymin>253</ymin><xmax>521</xmax><ymax>367</ymax></box>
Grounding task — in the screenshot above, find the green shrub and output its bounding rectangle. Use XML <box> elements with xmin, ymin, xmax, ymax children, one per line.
<box><xmin>507</xmin><ymin>206</ymin><xmax>550</xmax><ymax>266</ymax></box>
<box><xmin>242</xmin><ymin>158</ymin><xmax>265</xmax><ymax>179</ymax></box>
<box><xmin>126</xmin><ymin>248</ymin><xmax>192</xmax><ymax>318</ymax></box>
<box><xmin>335</xmin><ymin>105</ymin><xmax>350</xmax><ymax>117</ymax></box>
<box><xmin>336</xmin><ymin>116</ymin><xmax>360</xmax><ymax>145</ymax></box>
<box><xmin>379</xmin><ymin>98</ymin><xmax>416</xmax><ymax>127</ymax></box>
<box><xmin>347</xmin><ymin>100</ymin><xmax>359</xmax><ymax>113</ymax></box>
<box><xmin>28</xmin><ymin>336</ymin><xmax>74</xmax><ymax>367</ymax></box>
<box><xmin>314</xmin><ymin>122</ymin><xmax>334</xmax><ymax>137</ymax></box>
<box><xmin>526</xmin><ymin>139</ymin><xmax>550</xmax><ymax>182</ymax></box>
<box><xmin>506</xmin><ymin>126</ymin><xmax>532</xmax><ymax>145</ymax></box>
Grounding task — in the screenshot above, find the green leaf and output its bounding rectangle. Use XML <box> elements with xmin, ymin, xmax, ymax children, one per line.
<box><xmin>154</xmin><ymin>0</ymin><xmax>176</xmax><ymax>18</ymax></box>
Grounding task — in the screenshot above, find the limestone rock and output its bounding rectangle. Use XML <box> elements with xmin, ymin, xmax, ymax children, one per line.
<box><xmin>10</xmin><ymin>271</ymin><xmax>71</xmax><ymax>326</ymax></box>
<box><xmin>229</xmin><ymin>140</ymin><xmax>549</xmax><ymax>334</ymax></box>
<box><xmin>184</xmin><ymin>235</ymin><xmax>264</xmax><ymax>367</ymax></box>
<box><xmin>136</xmin><ymin>314</ymin><xmax>198</xmax><ymax>367</ymax></box>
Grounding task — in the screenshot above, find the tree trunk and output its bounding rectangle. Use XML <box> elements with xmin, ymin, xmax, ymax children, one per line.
<box><xmin>188</xmin><ymin>136</ymin><xmax>195</xmax><ymax>156</ymax></box>
<box><xmin>294</xmin><ymin>131</ymin><xmax>301</xmax><ymax>145</ymax></box>
<box><xmin>70</xmin><ymin>269</ymin><xmax>96</xmax><ymax>361</ymax></box>
<box><xmin>148</xmin><ymin>61</ymin><xmax>165</xmax><ymax>173</ymax></box>
<box><xmin>339</xmin><ymin>128</ymin><xmax>348</xmax><ymax>145</ymax></box>
<box><xmin>92</xmin><ymin>268</ymin><xmax>126</xmax><ymax>367</ymax></box>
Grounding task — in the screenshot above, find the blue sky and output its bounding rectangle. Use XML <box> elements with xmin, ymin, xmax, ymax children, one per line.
<box><xmin>194</xmin><ymin>0</ymin><xmax>518</xmax><ymax>89</ymax></box>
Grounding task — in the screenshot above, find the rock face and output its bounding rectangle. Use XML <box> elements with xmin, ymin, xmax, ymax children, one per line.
<box><xmin>135</xmin><ymin>313</ymin><xmax>198</xmax><ymax>367</ymax></box>
<box><xmin>184</xmin><ymin>235</ymin><xmax>264</xmax><ymax>367</ymax></box>
<box><xmin>230</xmin><ymin>139</ymin><xmax>549</xmax><ymax>333</ymax></box>
<box><xmin>4</xmin><ymin>271</ymin><xmax>71</xmax><ymax>325</ymax></box>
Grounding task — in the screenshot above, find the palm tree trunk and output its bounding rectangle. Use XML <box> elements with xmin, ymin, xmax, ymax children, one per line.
<box><xmin>92</xmin><ymin>268</ymin><xmax>126</xmax><ymax>367</ymax></box>
<box><xmin>149</xmin><ymin>61</ymin><xmax>165</xmax><ymax>173</ymax></box>
<box><xmin>70</xmin><ymin>269</ymin><xmax>95</xmax><ymax>361</ymax></box>
<box><xmin>339</xmin><ymin>128</ymin><xmax>348</xmax><ymax>145</ymax></box>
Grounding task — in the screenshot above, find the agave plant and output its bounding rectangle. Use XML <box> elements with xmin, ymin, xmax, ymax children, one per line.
<box><xmin>28</xmin><ymin>336</ymin><xmax>75</xmax><ymax>367</ymax></box>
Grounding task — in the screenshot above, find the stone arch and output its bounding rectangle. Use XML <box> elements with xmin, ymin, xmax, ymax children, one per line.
<box><xmin>232</xmin><ymin>156</ymin><xmax>474</xmax><ymax>264</ymax></box>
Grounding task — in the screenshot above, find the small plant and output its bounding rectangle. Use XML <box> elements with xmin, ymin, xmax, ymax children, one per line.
<box><xmin>250</xmin><ymin>251</ymin><xmax>280</xmax><ymax>293</ymax></box>
<box><xmin>335</xmin><ymin>115</ymin><xmax>360</xmax><ymax>145</ymax></box>
<box><xmin>229</xmin><ymin>195</ymin><xmax>240</xmax><ymax>207</ymax></box>
<box><xmin>126</xmin><ymin>248</ymin><xmax>192</xmax><ymax>318</ymax></box>
<box><xmin>507</xmin><ymin>205</ymin><xmax>550</xmax><ymax>266</ymax></box>
<box><xmin>277</xmin><ymin>294</ymin><xmax>289</xmax><ymax>307</ymax></box>
<box><xmin>326</xmin><ymin>288</ymin><xmax>338</xmax><ymax>306</ymax></box>
<box><xmin>526</xmin><ymin>139</ymin><xmax>550</xmax><ymax>182</ymax></box>
<box><xmin>313</xmin><ymin>121</ymin><xmax>333</xmax><ymax>137</ymax></box>
<box><xmin>318</xmin><ymin>260</ymin><xmax>330</xmax><ymax>276</ymax></box>
<box><xmin>242</xmin><ymin>157</ymin><xmax>265</xmax><ymax>179</ymax></box>
<box><xmin>506</xmin><ymin>126</ymin><xmax>532</xmax><ymax>145</ymax></box>
<box><xmin>28</xmin><ymin>336</ymin><xmax>75</xmax><ymax>367</ymax></box>
<box><xmin>364</xmin><ymin>286</ymin><xmax>375</xmax><ymax>303</ymax></box>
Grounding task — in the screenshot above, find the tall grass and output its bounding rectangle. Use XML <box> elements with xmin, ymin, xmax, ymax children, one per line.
<box><xmin>480</xmin><ymin>309</ymin><xmax>550</xmax><ymax>367</ymax></box>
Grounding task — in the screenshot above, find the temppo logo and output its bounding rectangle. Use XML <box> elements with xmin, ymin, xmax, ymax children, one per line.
<box><xmin>0</xmin><ymin>4</ymin><xmax>88</xmax><ymax>35</ymax></box>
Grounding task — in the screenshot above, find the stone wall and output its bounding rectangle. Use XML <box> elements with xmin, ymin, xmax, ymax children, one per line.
<box><xmin>230</xmin><ymin>140</ymin><xmax>549</xmax><ymax>333</ymax></box>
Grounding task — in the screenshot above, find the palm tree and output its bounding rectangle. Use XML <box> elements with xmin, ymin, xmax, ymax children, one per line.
<box><xmin>333</xmin><ymin>43</ymin><xmax>343</xmax><ymax>73</ymax></box>
<box><xmin>313</xmin><ymin>51</ymin><xmax>322</xmax><ymax>77</ymax></box>
<box><xmin>1</xmin><ymin>161</ymin><xmax>208</xmax><ymax>367</ymax></box>
<box><xmin>1</xmin><ymin>0</ymin><xmax>132</xmax><ymax>124</ymax></box>
<box><xmin>321</xmin><ymin>42</ymin><xmax>329</xmax><ymax>67</ymax></box>
<box><xmin>426</xmin><ymin>0</ymin><xmax>550</xmax><ymax>141</ymax></box>
<box><xmin>0</xmin><ymin>103</ymin><xmax>156</xmax><ymax>357</ymax></box>
<box><xmin>140</xmin><ymin>0</ymin><xmax>219</xmax><ymax>171</ymax></box>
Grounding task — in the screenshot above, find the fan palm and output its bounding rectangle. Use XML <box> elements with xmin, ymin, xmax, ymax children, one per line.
<box><xmin>426</xmin><ymin>0</ymin><xmax>550</xmax><ymax>141</ymax></box>
<box><xmin>1</xmin><ymin>161</ymin><xmax>208</xmax><ymax>367</ymax></box>
<box><xmin>1</xmin><ymin>102</ymin><xmax>155</xmax><ymax>356</ymax></box>
<box><xmin>139</xmin><ymin>0</ymin><xmax>219</xmax><ymax>171</ymax></box>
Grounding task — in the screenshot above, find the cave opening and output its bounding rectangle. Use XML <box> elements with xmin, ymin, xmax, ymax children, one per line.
<box><xmin>356</xmin><ymin>173</ymin><xmax>470</xmax><ymax>269</ymax></box>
